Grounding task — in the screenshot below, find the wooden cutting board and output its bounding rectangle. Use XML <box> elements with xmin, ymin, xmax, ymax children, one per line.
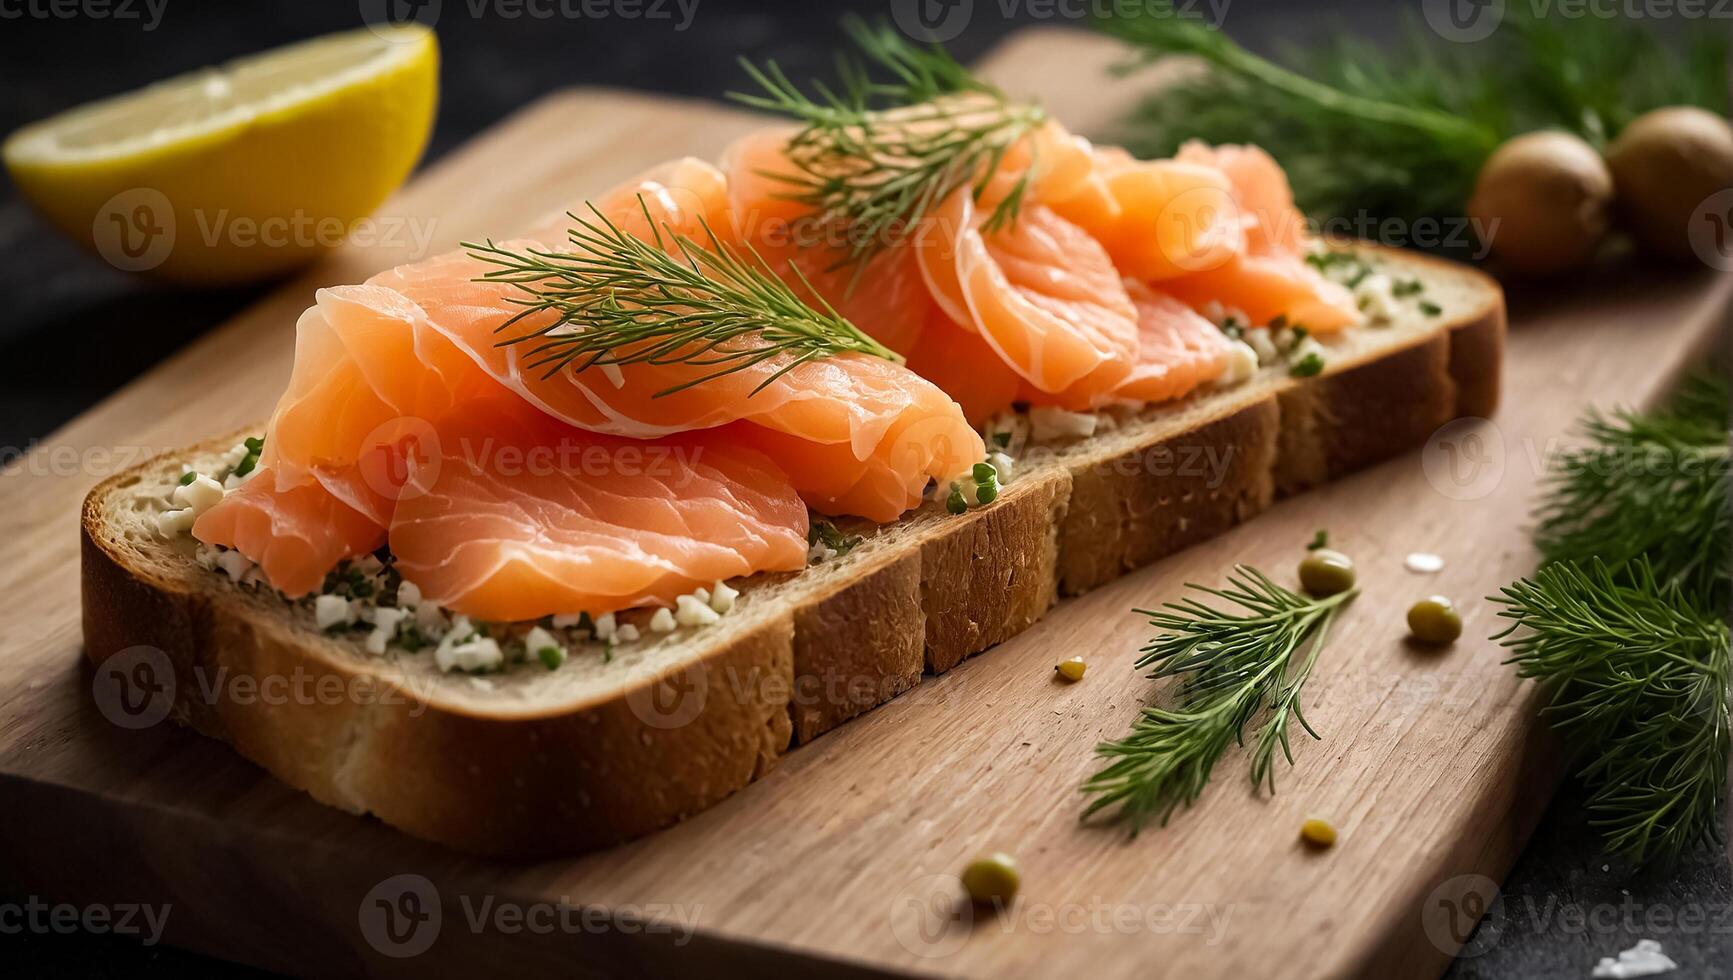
<box><xmin>1</xmin><ymin>27</ymin><xmax>1727</xmax><ymax>980</ymax></box>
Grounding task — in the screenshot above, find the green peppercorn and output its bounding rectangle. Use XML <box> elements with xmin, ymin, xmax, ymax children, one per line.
<box><xmin>960</xmin><ymin>852</ymin><xmax>1020</xmax><ymax>905</ymax></box>
<box><xmin>1298</xmin><ymin>549</ymin><xmax>1356</xmax><ymax>597</ymax></box>
<box><xmin>1406</xmin><ymin>596</ymin><xmax>1462</xmax><ymax>645</ymax></box>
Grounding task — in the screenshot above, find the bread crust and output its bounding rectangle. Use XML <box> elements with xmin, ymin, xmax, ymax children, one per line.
<box><xmin>80</xmin><ymin>251</ymin><xmax>1506</xmax><ymax>856</ymax></box>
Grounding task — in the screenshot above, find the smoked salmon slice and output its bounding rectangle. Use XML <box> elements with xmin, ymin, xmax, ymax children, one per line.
<box><xmin>915</xmin><ymin>189</ymin><xmax>1139</xmax><ymax>400</ymax></box>
<box><xmin>1114</xmin><ymin>280</ymin><xmax>1233</xmax><ymax>403</ymax></box>
<box><xmin>201</xmin><ymin>271</ymin><xmax>810</xmax><ymax>616</ymax></box>
<box><xmin>389</xmin><ymin>397</ymin><xmax>808</xmax><ymax>622</ymax></box>
<box><xmin>902</xmin><ymin>308</ymin><xmax>1023</xmax><ymax>427</ymax></box>
<box><xmin>193</xmin><ymin>474</ymin><xmax>385</xmax><ymax>599</ymax></box>
<box><xmin>1054</xmin><ymin>151</ymin><xmax>1245</xmax><ymax>282</ymax></box>
<box><xmin>1162</xmin><ymin>142</ymin><xmax>1357</xmax><ymax>331</ymax></box>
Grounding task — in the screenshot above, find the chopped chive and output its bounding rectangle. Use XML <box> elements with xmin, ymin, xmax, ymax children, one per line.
<box><xmin>972</xmin><ymin>462</ymin><xmax>996</xmax><ymax>484</ymax></box>
<box><xmin>991</xmin><ymin>431</ymin><xmax>1012</xmax><ymax>449</ymax></box>
<box><xmin>178</xmin><ymin>471</ymin><xmax>198</xmax><ymax>486</ymax></box>
<box><xmin>1419</xmin><ymin>301</ymin><xmax>1442</xmax><ymax>317</ymax></box>
<box><xmin>244</xmin><ymin>436</ymin><xmax>265</xmax><ymax>453</ymax></box>
<box><xmin>946</xmin><ymin>486</ymin><xmax>968</xmax><ymax>515</ymax></box>
<box><xmin>537</xmin><ymin>646</ymin><xmax>564</xmax><ymax>670</ymax></box>
<box><xmin>1290</xmin><ymin>352</ymin><xmax>1326</xmax><ymax>378</ymax></box>
<box><xmin>1306</xmin><ymin>529</ymin><xmax>1329</xmax><ymax>551</ymax></box>
<box><xmin>975</xmin><ymin>481</ymin><xmax>999</xmax><ymax>505</ymax></box>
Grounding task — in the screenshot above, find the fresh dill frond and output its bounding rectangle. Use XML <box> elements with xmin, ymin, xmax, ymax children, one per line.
<box><xmin>1083</xmin><ymin>566</ymin><xmax>1355</xmax><ymax>831</ymax></box>
<box><xmin>464</xmin><ymin>203</ymin><xmax>899</xmax><ymax>398</ymax></box>
<box><xmin>730</xmin><ymin>16</ymin><xmax>1046</xmax><ymax>272</ymax></box>
<box><xmin>1493</xmin><ymin>559</ymin><xmax>1731</xmax><ymax>867</ymax></box>
<box><xmin>1534</xmin><ymin>372</ymin><xmax>1731</xmax><ymax>604</ymax></box>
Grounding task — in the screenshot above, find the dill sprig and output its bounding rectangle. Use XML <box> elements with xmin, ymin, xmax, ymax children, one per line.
<box><xmin>1534</xmin><ymin>373</ymin><xmax>1731</xmax><ymax>604</ymax></box>
<box><xmin>730</xmin><ymin>17</ymin><xmax>1046</xmax><ymax>272</ymax></box>
<box><xmin>1494</xmin><ymin>559</ymin><xmax>1731</xmax><ymax>867</ymax></box>
<box><xmin>463</xmin><ymin>204</ymin><xmax>899</xmax><ymax>398</ymax></box>
<box><xmin>1098</xmin><ymin>4</ymin><xmax>1728</xmax><ymax>250</ymax></box>
<box><xmin>1083</xmin><ymin>567</ymin><xmax>1356</xmax><ymax>831</ymax></box>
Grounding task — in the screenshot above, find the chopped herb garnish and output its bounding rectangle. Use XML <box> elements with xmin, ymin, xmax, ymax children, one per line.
<box><xmin>537</xmin><ymin>646</ymin><xmax>564</xmax><ymax>670</ymax></box>
<box><xmin>975</xmin><ymin>481</ymin><xmax>999</xmax><ymax>505</ymax></box>
<box><xmin>1289</xmin><ymin>352</ymin><xmax>1326</xmax><ymax>378</ymax></box>
<box><xmin>1392</xmin><ymin>278</ymin><xmax>1425</xmax><ymax>297</ymax></box>
<box><xmin>972</xmin><ymin>462</ymin><xmax>996</xmax><ymax>484</ymax></box>
<box><xmin>808</xmin><ymin>519</ymin><xmax>863</xmax><ymax>556</ymax></box>
<box><xmin>991</xmin><ymin>431</ymin><xmax>1012</xmax><ymax>449</ymax></box>
<box><xmin>946</xmin><ymin>486</ymin><xmax>968</xmax><ymax>515</ymax></box>
<box><xmin>1419</xmin><ymin>301</ymin><xmax>1443</xmax><ymax>317</ymax></box>
<box><xmin>178</xmin><ymin>471</ymin><xmax>198</xmax><ymax>486</ymax></box>
<box><xmin>1306</xmin><ymin>530</ymin><xmax>1328</xmax><ymax>551</ymax></box>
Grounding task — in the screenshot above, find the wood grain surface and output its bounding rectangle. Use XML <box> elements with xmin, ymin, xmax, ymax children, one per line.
<box><xmin>1</xmin><ymin>28</ymin><xmax>1729</xmax><ymax>980</ymax></box>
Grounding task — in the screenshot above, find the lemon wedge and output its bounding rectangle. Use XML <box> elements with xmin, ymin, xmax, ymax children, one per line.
<box><xmin>3</xmin><ymin>24</ymin><xmax>438</xmax><ymax>283</ymax></box>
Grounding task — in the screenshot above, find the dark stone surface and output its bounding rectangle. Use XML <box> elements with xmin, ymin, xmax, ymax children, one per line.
<box><xmin>1</xmin><ymin>1</ymin><xmax>1726</xmax><ymax>976</ymax></box>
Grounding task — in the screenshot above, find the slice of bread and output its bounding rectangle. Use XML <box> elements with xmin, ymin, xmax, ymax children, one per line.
<box><xmin>81</xmin><ymin>245</ymin><xmax>1504</xmax><ymax>857</ymax></box>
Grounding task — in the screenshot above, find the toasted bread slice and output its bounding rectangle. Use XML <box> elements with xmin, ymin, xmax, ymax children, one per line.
<box><xmin>81</xmin><ymin>246</ymin><xmax>1504</xmax><ymax>856</ymax></box>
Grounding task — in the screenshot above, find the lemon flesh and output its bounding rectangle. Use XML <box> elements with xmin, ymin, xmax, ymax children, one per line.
<box><xmin>4</xmin><ymin>24</ymin><xmax>438</xmax><ymax>284</ymax></box>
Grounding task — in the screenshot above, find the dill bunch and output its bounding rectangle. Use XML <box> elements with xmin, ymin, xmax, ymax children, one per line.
<box><xmin>1098</xmin><ymin>4</ymin><xmax>1729</xmax><ymax>251</ymax></box>
<box><xmin>1496</xmin><ymin>371</ymin><xmax>1732</xmax><ymax>868</ymax></box>
<box><xmin>1494</xmin><ymin>559</ymin><xmax>1731</xmax><ymax>867</ymax></box>
<box><xmin>1083</xmin><ymin>566</ymin><xmax>1356</xmax><ymax>830</ymax></box>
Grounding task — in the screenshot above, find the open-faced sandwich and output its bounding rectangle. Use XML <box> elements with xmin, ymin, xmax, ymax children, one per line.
<box><xmin>82</xmin><ymin>37</ymin><xmax>1504</xmax><ymax>855</ymax></box>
